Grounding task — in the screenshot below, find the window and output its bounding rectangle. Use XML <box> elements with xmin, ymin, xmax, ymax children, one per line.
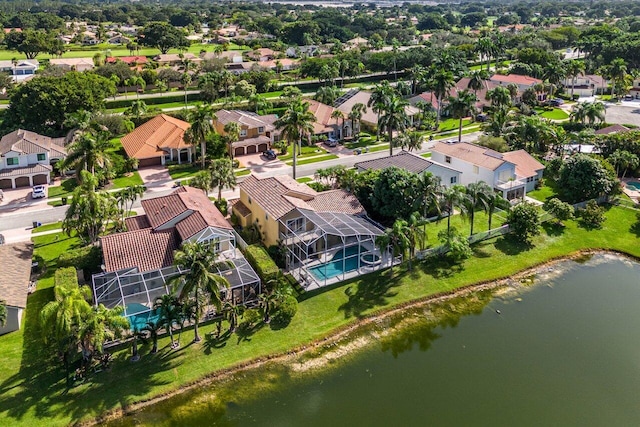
<box><xmin>445</xmin><ymin>156</ymin><xmax>451</xmax><ymax>164</ymax></box>
<box><xmin>450</xmin><ymin>176</ymin><xmax>457</xmax><ymax>184</ymax></box>
<box><xmin>286</xmin><ymin>217</ymin><xmax>305</xmax><ymax>233</ymax></box>
<box><xmin>240</xmin><ymin>129</ymin><xmax>247</xmax><ymax>137</ymax></box>
<box><xmin>265</xmin><ymin>213</ymin><xmax>269</xmax><ymax>221</ymax></box>
<box><xmin>258</xmin><ymin>126</ymin><xmax>264</xmax><ymax>133</ymax></box>
<box><xmin>473</xmin><ymin>165</ymin><xmax>479</xmax><ymax>174</ymax></box>
<box><xmin>6</xmin><ymin>157</ymin><xmax>18</xmax><ymax>166</ymax></box>
<box><xmin>37</xmin><ymin>153</ymin><xmax>46</xmax><ymax>161</ymax></box>
<box><xmin>248</xmin><ymin>196</ymin><xmax>252</xmax><ymax>205</ymax></box>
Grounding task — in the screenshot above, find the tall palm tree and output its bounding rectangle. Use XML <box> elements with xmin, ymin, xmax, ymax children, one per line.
<box><xmin>275</xmin><ymin>98</ymin><xmax>315</xmax><ymax>179</ymax></box>
<box><xmin>432</xmin><ymin>68</ymin><xmax>455</xmax><ymax>125</ymax></box>
<box><xmin>485</xmin><ymin>86</ymin><xmax>511</xmax><ymax>108</ymax></box>
<box><xmin>475</xmin><ymin>37</ymin><xmax>495</xmax><ymax>71</ymax></box>
<box><xmin>129</xmin><ymin>76</ymin><xmax>145</xmax><ymax>99</ymax></box>
<box><xmin>565</xmin><ymin>59</ymin><xmax>585</xmax><ymax>99</ymax></box>
<box><xmin>60</xmin><ymin>131</ymin><xmax>112</xmax><ymax>178</ymax></box>
<box><xmin>418</xmin><ymin>171</ymin><xmax>442</xmax><ymax>243</ymax></box>
<box><xmin>171</xmin><ymin>241</ymin><xmax>230</xmax><ymax>343</ymax></box>
<box><xmin>582</xmin><ymin>101</ymin><xmax>606</xmax><ymax>126</ymax></box>
<box><xmin>210</xmin><ymin>158</ymin><xmax>237</xmax><ymax>201</ymax></box>
<box><xmin>181</xmin><ymin>72</ymin><xmax>192</xmax><ymax>107</ymax></box>
<box><xmin>79</xmin><ymin>304</ymin><xmax>128</xmax><ymax>363</ymax></box>
<box><xmin>331</xmin><ymin>109</ymin><xmax>345</xmax><ymax>139</ymax></box>
<box><xmin>447</xmin><ymin>90</ymin><xmax>478</xmax><ymax>143</ymax></box>
<box><xmin>467</xmin><ymin>70</ymin><xmax>488</xmax><ymax>96</ymax></box>
<box><xmin>378</xmin><ymin>95</ymin><xmax>409</xmax><ymax>156</ymax></box>
<box><xmin>223</xmin><ymin>121</ymin><xmax>241</xmax><ymax>160</ymax></box>
<box><xmin>405</xmin><ymin>212</ymin><xmax>426</xmax><ymax>268</ymax></box>
<box><xmin>154</xmin><ymin>294</ymin><xmax>180</xmax><ymax>349</ymax></box>
<box><xmin>441</xmin><ymin>185</ymin><xmax>467</xmax><ymax>233</ymax></box>
<box><xmin>465</xmin><ymin>181</ymin><xmax>493</xmax><ymax>236</ymax></box>
<box><xmin>63</xmin><ymin>109</ymin><xmax>96</xmax><ymax>143</ymax></box>
<box><xmin>607</xmin><ymin>58</ymin><xmax>628</xmax><ymax>101</ymax></box>
<box><xmin>375</xmin><ymin>219</ymin><xmax>410</xmax><ymax>276</ymax></box>
<box><xmin>348</xmin><ymin>102</ymin><xmax>367</xmax><ymax>136</ymax></box>
<box><xmin>368</xmin><ymin>81</ymin><xmax>394</xmax><ymax>140</ymax></box>
<box><xmin>185</xmin><ymin>104</ymin><xmax>215</xmax><ymax>169</ymax></box>
<box><xmin>142</xmin><ymin>320</ymin><xmax>162</xmax><ymax>354</ymax></box>
<box><xmin>315</xmin><ymin>85</ymin><xmax>339</xmax><ymax>105</ymax></box>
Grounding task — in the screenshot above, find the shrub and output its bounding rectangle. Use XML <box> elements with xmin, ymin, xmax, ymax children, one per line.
<box><xmin>578</xmin><ymin>200</ymin><xmax>605</xmax><ymax>229</ymax></box>
<box><xmin>272</xmin><ymin>295</ymin><xmax>298</xmax><ymax>326</ymax></box>
<box><xmin>543</xmin><ymin>198</ymin><xmax>574</xmax><ymax>225</ymax></box>
<box><xmin>307</xmin><ymin>182</ymin><xmax>330</xmax><ymax>192</ymax></box>
<box><xmin>240</xmin><ymin>308</ymin><xmax>262</xmax><ymax>328</ymax></box>
<box><xmin>267</xmin><ymin>244</ymin><xmax>287</xmax><ymax>269</ymax></box>
<box><xmin>54</xmin><ymin>267</ymin><xmax>79</xmax><ymax>289</ymax></box>
<box><xmin>244</xmin><ymin>244</ymin><xmax>280</xmax><ymax>282</ymax></box>
<box><xmin>438</xmin><ymin>227</ymin><xmax>472</xmax><ymax>261</ymax></box>
<box><xmin>214</xmin><ymin>198</ymin><xmax>228</xmax><ymax>216</ymax></box>
<box><xmin>58</xmin><ymin>246</ymin><xmax>102</xmax><ymax>276</ymax></box>
<box><xmin>507</xmin><ymin>202</ymin><xmax>541</xmax><ymax>244</ymax></box>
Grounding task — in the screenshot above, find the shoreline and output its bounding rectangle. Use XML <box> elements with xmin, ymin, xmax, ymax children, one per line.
<box><xmin>85</xmin><ymin>249</ymin><xmax>634</xmax><ymax>426</ymax></box>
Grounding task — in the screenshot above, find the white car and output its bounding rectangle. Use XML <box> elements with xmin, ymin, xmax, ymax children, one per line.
<box><xmin>32</xmin><ymin>185</ymin><xmax>46</xmax><ymax>199</ymax></box>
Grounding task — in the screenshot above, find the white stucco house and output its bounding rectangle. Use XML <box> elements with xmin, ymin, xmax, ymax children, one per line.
<box><xmin>0</xmin><ymin>59</ymin><xmax>39</xmax><ymax>82</ymax></box>
<box><xmin>430</xmin><ymin>141</ymin><xmax>544</xmax><ymax>199</ymax></box>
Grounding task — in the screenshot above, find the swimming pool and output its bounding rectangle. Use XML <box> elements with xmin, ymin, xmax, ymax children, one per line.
<box><xmin>125</xmin><ymin>303</ymin><xmax>162</xmax><ymax>331</ymax></box>
<box><xmin>626</xmin><ymin>181</ymin><xmax>640</xmax><ymax>191</ymax></box>
<box><xmin>309</xmin><ymin>245</ymin><xmax>369</xmax><ymax>281</ymax></box>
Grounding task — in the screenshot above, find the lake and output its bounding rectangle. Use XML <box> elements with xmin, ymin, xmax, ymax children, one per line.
<box><xmin>108</xmin><ymin>254</ymin><xmax>640</xmax><ymax>426</ymax></box>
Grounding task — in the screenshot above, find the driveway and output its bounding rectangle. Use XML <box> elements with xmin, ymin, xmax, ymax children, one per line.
<box><xmin>601</xmin><ymin>103</ymin><xmax>640</xmax><ymax>127</ymax></box>
<box><xmin>137</xmin><ymin>166</ymin><xmax>175</xmax><ymax>193</ymax></box>
<box><xmin>237</xmin><ymin>152</ymin><xmax>288</xmax><ymax>176</ymax></box>
<box><xmin>0</xmin><ymin>185</ymin><xmax>52</xmax><ymax>214</ymax></box>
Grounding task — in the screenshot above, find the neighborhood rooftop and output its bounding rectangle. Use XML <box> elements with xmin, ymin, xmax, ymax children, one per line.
<box><xmin>355</xmin><ymin>150</ymin><xmax>459</xmax><ymax>174</ymax></box>
<box><xmin>120</xmin><ymin>114</ymin><xmax>190</xmax><ymax>161</ymax></box>
<box><xmin>0</xmin><ymin>129</ymin><xmax>66</xmax><ymax>158</ymax></box>
<box><xmin>0</xmin><ymin>242</ymin><xmax>34</xmax><ymax>309</ymax></box>
<box><xmin>432</xmin><ymin>141</ymin><xmax>507</xmax><ymax>170</ymax></box>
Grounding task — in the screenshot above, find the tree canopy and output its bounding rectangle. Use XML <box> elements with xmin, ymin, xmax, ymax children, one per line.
<box><xmin>139</xmin><ymin>22</ymin><xmax>189</xmax><ymax>54</ymax></box>
<box><xmin>557</xmin><ymin>154</ymin><xmax>617</xmax><ymax>203</ymax></box>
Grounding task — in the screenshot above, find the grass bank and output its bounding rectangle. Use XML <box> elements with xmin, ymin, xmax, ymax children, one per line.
<box><xmin>0</xmin><ymin>206</ymin><xmax>639</xmax><ymax>426</ymax></box>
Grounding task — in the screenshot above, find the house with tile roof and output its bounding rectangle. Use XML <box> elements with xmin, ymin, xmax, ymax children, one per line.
<box><xmin>431</xmin><ymin>141</ymin><xmax>544</xmax><ymax>199</ymax></box>
<box><xmin>490</xmin><ymin>74</ymin><xmax>542</xmax><ymax>93</ymax></box>
<box><xmin>594</xmin><ymin>124</ymin><xmax>630</xmax><ymax>135</ymax></box>
<box><xmin>336</xmin><ymin>90</ymin><xmax>419</xmax><ymax>135</ymax></box>
<box><xmin>0</xmin><ymin>242</ymin><xmax>33</xmax><ymax>334</ymax></box>
<box><xmin>92</xmin><ymin>186</ymin><xmax>260</xmax><ymax>321</ymax></box>
<box><xmin>106</xmin><ymin>56</ymin><xmax>148</xmax><ymax>71</ymax></box>
<box><xmin>154</xmin><ymin>53</ymin><xmax>202</xmax><ymax>67</ymax></box>
<box><xmin>0</xmin><ymin>59</ymin><xmax>38</xmax><ymax>82</ymax></box>
<box><xmin>234</xmin><ymin>174</ymin><xmax>391</xmax><ymax>289</ymax></box>
<box><xmin>120</xmin><ymin>114</ymin><xmax>193</xmax><ymax>167</ymax></box>
<box><xmin>355</xmin><ymin>151</ymin><xmax>461</xmax><ymax>187</ymax></box>
<box><xmin>307</xmin><ymin>100</ymin><xmax>342</xmax><ymax>139</ymax></box>
<box><xmin>49</xmin><ymin>57</ymin><xmax>95</xmax><ymax>72</ymax></box>
<box><xmin>212</xmin><ymin>110</ymin><xmax>279</xmax><ymax>157</ymax></box>
<box><xmin>0</xmin><ymin>129</ymin><xmax>66</xmax><ymax>189</ymax></box>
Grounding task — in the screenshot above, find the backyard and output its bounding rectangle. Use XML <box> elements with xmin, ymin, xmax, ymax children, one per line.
<box><xmin>1</xmin><ymin>205</ymin><xmax>639</xmax><ymax>427</ymax></box>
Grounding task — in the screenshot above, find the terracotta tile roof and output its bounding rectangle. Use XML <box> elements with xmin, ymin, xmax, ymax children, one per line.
<box><xmin>334</xmin><ymin>91</ymin><xmax>418</xmax><ymax>127</ymax></box>
<box><xmin>107</xmin><ymin>56</ymin><xmax>148</xmax><ymax>64</ymax></box>
<box><xmin>124</xmin><ymin>215</ymin><xmax>151</xmax><ymax>231</ymax></box>
<box><xmin>230</xmin><ymin>199</ymin><xmax>251</xmax><ymax>217</ymax></box>
<box><xmin>490</xmin><ymin>74</ymin><xmax>542</xmax><ymax>87</ymax></box>
<box><xmin>0</xmin><ymin>129</ymin><xmax>67</xmax><ymax>158</ymax></box>
<box><xmin>307</xmin><ymin>100</ymin><xmax>339</xmax><ymax>134</ymax></box>
<box><xmin>432</xmin><ymin>142</ymin><xmax>507</xmax><ymax>170</ymax></box>
<box><xmin>0</xmin><ymin>242</ymin><xmax>33</xmax><ymax>308</ymax></box>
<box><xmin>355</xmin><ymin>151</ymin><xmax>434</xmax><ymax>174</ymax></box>
<box><xmin>502</xmin><ymin>150</ymin><xmax>545</xmax><ymax>178</ymax></box>
<box><xmin>453</xmin><ymin>77</ymin><xmax>500</xmax><ymax>107</ymax></box>
<box><xmin>595</xmin><ymin>124</ymin><xmax>630</xmax><ymax>135</ymax></box>
<box><xmin>120</xmin><ymin>114</ymin><xmax>190</xmax><ymax>160</ymax></box>
<box><xmin>101</xmin><ymin>228</ymin><xmax>178</xmax><ymax>272</ymax></box>
<box><xmin>0</xmin><ymin>163</ymin><xmax>51</xmax><ymax>178</ymax></box>
<box><xmin>240</xmin><ymin>174</ymin><xmax>366</xmax><ymax>218</ymax></box>
<box><xmin>215</xmin><ymin>110</ymin><xmax>276</xmax><ymax>132</ymax></box>
<box><xmin>50</xmin><ymin>57</ymin><xmax>95</xmax><ymax>68</ymax></box>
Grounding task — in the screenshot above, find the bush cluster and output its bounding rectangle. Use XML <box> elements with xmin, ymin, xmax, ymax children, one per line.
<box><xmin>54</xmin><ymin>267</ymin><xmax>79</xmax><ymax>289</ymax></box>
<box><xmin>58</xmin><ymin>246</ymin><xmax>102</xmax><ymax>276</ymax></box>
<box><xmin>244</xmin><ymin>244</ymin><xmax>280</xmax><ymax>283</ymax></box>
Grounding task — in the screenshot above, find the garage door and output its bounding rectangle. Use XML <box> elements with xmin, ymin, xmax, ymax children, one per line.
<box><xmin>234</xmin><ymin>147</ymin><xmax>245</xmax><ymax>157</ymax></box>
<box><xmin>246</xmin><ymin>145</ymin><xmax>257</xmax><ymax>155</ymax></box>
<box><xmin>138</xmin><ymin>157</ymin><xmax>162</xmax><ymax>167</ymax></box>
<box><xmin>257</xmin><ymin>143</ymin><xmax>268</xmax><ymax>152</ymax></box>
<box><xmin>0</xmin><ymin>179</ymin><xmax>11</xmax><ymax>189</ymax></box>
<box><xmin>33</xmin><ymin>174</ymin><xmax>48</xmax><ymax>185</ymax></box>
<box><xmin>15</xmin><ymin>176</ymin><xmax>30</xmax><ymax>188</ymax></box>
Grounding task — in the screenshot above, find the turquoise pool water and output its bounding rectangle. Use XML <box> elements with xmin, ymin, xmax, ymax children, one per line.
<box><xmin>309</xmin><ymin>245</ymin><xmax>368</xmax><ymax>281</ymax></box>
<box><xmin>125</xmin><ymin>303</ymin><xmax>161</xmax><ymax>331</ymax></box>
<box><xmin>626</xmin><ymin>181</ymin><xmax>640</xmax><ymax>191</ymax></box>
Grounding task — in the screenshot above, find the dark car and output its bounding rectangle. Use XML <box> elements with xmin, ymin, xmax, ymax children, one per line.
<box><xmin>262</xmin><ymin>149</ymin><xmax>277</xmax><ymax>160</ymax></box>
<box><xmin>549</xmin><ymin>98</ymin><xmax>564</xmax><ymax>107</ymax></box>
<box><xmin>476</xmin><ymin>113</ymin><xmax>488</xmax><ymax>122</ymax></box>
<box><xmin>323</xmin><ymin>137</ymin><xmax>338</xmax><ymax>148</ymax></box>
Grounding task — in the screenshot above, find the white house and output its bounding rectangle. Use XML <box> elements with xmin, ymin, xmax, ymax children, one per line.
<box><xmin>354</xmin><ymin>151</ymin><xmax>462</xmax><ymax>187</ymax></box>
<box><xmin>561</xmin><ymin>74</ymin><xmax>607</xmax><ymax>98</ymax></box>
<box><xmin>431</xmin><ymin>141</ymin><xmax>544</xmax><ymax>199</ymax></box>
<box><xmin>0</xmin><ymin>129</ymin><xmax>66</xmax><ymax>189</ymax></box>
<box><xmin>0</xmin><ymin>242</ymin><xmax>33</xmax><ymax>335</ymax></box>
<box><xmin>0</xmin><ymin>59</ymin><xmax>38</xmax><ymax>82</ymax></box>
<box><xmin>49</xmin><ymin>57</ymin><xmax>95</xmax><ymax>72</ymax></box>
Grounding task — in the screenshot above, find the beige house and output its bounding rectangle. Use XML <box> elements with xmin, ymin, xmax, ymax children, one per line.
<box><xmin>49</xmin><ymin>57</ymin><xmax>95</xmax><ymax>72</ymax></box>
<box><xmin>212</xmin><ymin>110</ymin><xmax>279</xmax><ymax>157</ymax></box>
<box><xmin>0</xmin><ymin>242</ymin><xmax>33</xmax><ymax>334</ymax></box>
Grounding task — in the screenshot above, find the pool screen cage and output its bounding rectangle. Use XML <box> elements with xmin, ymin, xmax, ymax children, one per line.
<box><xmin>280</xmin><ymin>209</ymin><xmax>387</xmax><ymax>288</ymax></box>
<box><xmin>92</xmin><ymin>257</ymin><xmax>261</xmax><ymax>318</ymax></box>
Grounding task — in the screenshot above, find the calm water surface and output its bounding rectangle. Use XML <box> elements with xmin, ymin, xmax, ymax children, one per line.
<box><xmin>111</xmin><ymin>255</ymin><xmax>640</xmax><ymax>426</ymax></box>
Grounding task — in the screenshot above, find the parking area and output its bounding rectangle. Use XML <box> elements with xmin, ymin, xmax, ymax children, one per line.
<box><xmin>0</xmin><ymin>185</ymin><xmax>51</xmax><ymax>214</ymax></box>
<box><xmin>237</xmin><ymin>152</ymin><xmax>288</xmax><ymax>175</ymax></box>
<box><xmin>602</xmin><ymin>103</ymin><xmax>640</xmax><ymax>127</ymax></box>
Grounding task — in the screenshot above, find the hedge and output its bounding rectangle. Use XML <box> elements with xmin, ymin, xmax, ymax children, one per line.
<box><xmin>54</xmin><ymin>267</ymin><xmax>79</xmax><ymax>289</ymax></box>
<box><xmin>105</xmin><ymin>92</ymin><xmax>202</xmax><ymax>109</ymax></box>
<box><xmin>58</xmin><ymin>246</ymin><xmax>102</xmax><ymax>275</ymax></box>
<box><xmin>244</xmin><ymin>244</ymin><xmax>280</xmax><ymax>283</ymax></box>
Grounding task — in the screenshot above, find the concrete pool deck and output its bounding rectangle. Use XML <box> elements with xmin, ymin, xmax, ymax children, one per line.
<box><xmin>622</xmin><ymin>179</ymin><xmax>640</xmax><ymax>202</ymax></box>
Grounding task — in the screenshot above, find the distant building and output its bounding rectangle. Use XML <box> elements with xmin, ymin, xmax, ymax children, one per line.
<box><xmin>0</xmin><ymin>59</ymin><xmax>38</xmax><ymax>82</ymax></box>
<box><xmin>212</xmin><ymin>110</ymin><xmax>279</xmax><ymax>157</ymax></box>
<box><xmin>49</xmin><ymin>57</ymin><xmax>95</xmax><ymax>72</ymax></box>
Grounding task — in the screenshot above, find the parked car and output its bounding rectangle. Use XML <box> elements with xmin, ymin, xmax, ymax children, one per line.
<box><xmin>324</xmin><ymin>138</ymin><xmax>338</xmax><ymax>148</ymax></box>
<box><xmin>262</xmin><ymin>149</ymin><xmax>277</xmax><ymax>160</ymax></box>
<box><xmin>549</xmin><ymin>98</ymin><xmax>564</xmax><ymax>107</ymax></box>
<box><xmin>31</xmin><ymin>185</ymin><xmax>46</xmax><ymax>199</ymax></box>
<box><xmin>476</xmin><ymin>113</ymin><xmax>488</xmax><ymax>122</ymax></box>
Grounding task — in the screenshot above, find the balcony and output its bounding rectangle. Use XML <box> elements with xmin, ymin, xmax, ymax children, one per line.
<box><xmin>495</xmin><ymin>178</ymin><xmax>526</xmax><ymax>192</ymax></box>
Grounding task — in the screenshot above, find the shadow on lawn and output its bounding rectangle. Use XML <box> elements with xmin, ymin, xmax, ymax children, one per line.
<box><xmin>0</xmin><ymin>284</ymin><xmax>175</xmax><ymax>424</ymax></box>
<box><xmin>494</xmin><ymin>236</ymin><xmax>533</xmax><ymax>255</ymax></box>
<box><xmin>338</xmin><ymin>270</ymin><xmax>400</xmax><ymax>319</ymax></box>
<box><xmin>542</xmin><ymin>222</ymin><xmax>566</xmax><ymax>237</ymax></box>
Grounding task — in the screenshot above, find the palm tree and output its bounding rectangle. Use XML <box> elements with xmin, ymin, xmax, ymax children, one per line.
<box><xmin>275</xmin><ymin>98</ymin><xmax>315</xmax><ymax>179</ymax></box>
<box><xmin>467</xmin><ymin>70</ymin><xmax>488</xmax><ymax>96</ymax></box>
<box><xmin>402</xmin><ymin>131</ymin><xmax>423</xmax><ymax>152</ymax></box>
<box><xmin>432</xmin><ymin>68</ymin><xmax>455</xmax><ymax>125</ymax></box>
<box><xmin>222</xmin><ymin>300</ymin><xmax>243</xmax><ymax>333</ymax></box>
<box><xmin>210</xmin><ymin>158</ymin><xmax>237</xmax><ymax>201</ymax></box>
<box><xmin>171</xmin><ymin>241</ymin><xmax>230</xmax><ymax>343</ymax></box>
<box><xmin>485</xmin><ymin>86</ymin><xmax>511</xmax><ymax>108</ymax></box>
<box><xmin>368</xmin><ymin>81</ymin><xmax>394</xmax><ymax>140</ymax></box>
<box><xmin>570</xmin><ymin>102</ymin><xmax>587</xmax><ymax>125</ymax></box>
<box><xmin>331</xmin><ymin>109</ymin><xmax>345</xmax><ymax>140</ymax></box>
<box><xmin>610</xmin><ymin>150</ymin><xmax>640</xmax><ymax>179</ymax></box>
<box><xmin>63</xmin><ymin>110</ymin><xmax>96</xmax><ymax>143</ymax></box>
<box><xmin>116</xmin><ymin>184</ymin><xmax>145</xmax><ymax>225</ymax></box>
<box><xmin>348</xmin><ymin>102</ymin><xmax>367</xmax><ymax>136</ymax></box>
<box><xmin>128</xmin><ymin>76</ymin><xmax>145</xmax><ymax>99</ymax></box>
<box><xmin>181</xmin><ymin>72</ymin><xmax>192</xmax><ymax>107</ymax></box>
<box><xmin>315</xmin><ymin>85</ymin><xmax>339</xmax><ymax>105</ymax></box>
<box><xmin>465</xmin><ymin>181</ymin><xmax>493</xmax><ymax>236</ymax></box>
<box><xmin>606</xmin><ymin>58</ymin><xmax>628</xmax><ymax>101</ymax></box>
<box><xmin>154</xmin><ymin>294</ymin><xmax>180</xmax><ymax>349</ymax></box>
<box><xmin>190</xmin><ymin>170</ymin><xmax>212</xmax><ymax>195</ymax></box>
<box><xmin>486</xmin><ymin>191</ymin><xmax>508</xmax><ymax>231</ymax></box>
<box><xmin>142</xmin><ymin>320</ymin><xmax>162</xmax><ymax>354</ymax></box>
<box><xmin>441</xmin><ymin>185</ymin><xmax>467</xmax><ymax>233</ymax></box>
<box><xmin>405</xmin><ymin>212</ymin><xmax>426</xmax><ymax>268</ymax></box>
<box><xmin>565</xmin><ymin>59</ymin><xmax>585</xmax><ymax>99</ymax></box>
<box><xmin>60</xmin><ymin>131</ymin><xmax>112</xmax><ymax>178</ymax></box>
<box><xmin>79</xmin><ymin>304</ymin><xmax>128</xmax><ymax>364</ymax></box>
<box><xmin>582</xmin><ymin>101</ymin><xmax>606</xmax><ymax>126</ymax></box>
<box><xmin>376</xmin><ymin>219</ymin><xmax>410</xmax><ymax>276</ymax></box>
<box><xmin>475</xmin><ymin>37</ymin><xmax>495</xmax><ymax>71</ymax></box>
<box><xmin>378</xmin><ymin>95</ymin><xmax>409</xmax><ymax>156</ymax></box>
<box><xmin>126</xmin><ymin>100</ymin><xmax>147</xmax><ymax>119</ymax></box>
<box><xmin>223</xmin><ymin>121</ymin><xmax>241</xmax><ymax>160</ymax></box>
<box><xmin>447</xmin><ymin>90</ymin><xmax>478</xmax><ymax>143</ymax></box>
<box><xmin>185</xmin><ymin>104</ymin><xmax>215</xmax><ymax>169</ymax></box>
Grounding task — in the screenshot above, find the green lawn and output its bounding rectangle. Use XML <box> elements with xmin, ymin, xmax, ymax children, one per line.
<box><xmin>535</xmin><ymin>108</ymin><xmax>570</xmax><ymax>120</ymax></box>
<box><xmin>109</xmin><ymin>172</ymin><xmax>144</xmax><ymax>189</ymax></box>
<box><xmin>438</xmin><ymin>118</ymin><xmax>471</xmax><ymax>132</ymax></box>
<box><xmin>1</xmin><ymin>206</ymin><xmax>639</xmax><ymax>426</ymax></box>
<box><xmin>421</xmin><ymin>152</ymin><xmax>432</xmax><ymax>158</ymax></box>
<box><xmin>286</xmin><ymin>154</ymin><xmax>339</xmax><ymax>166</ymax></box>
<box><xmin>527</xmin><ymin>180</ymin><xmax>561</xmax><ymax>203</ymax></box>
<box><xmin>167</xmin><ymin>164</ymin><xmax>204</xmax><ymax>180</ymax></box>
<box><xmin>278</xmin><ymin>145</ymin><xmax>327</xmax><ymax>161</ymax></box>
<box><xmin>47</xmin><ymin>173</ymin><xmax>142</xmax><ymax>200</ymax></box>
<box><xmin>31</xmin><ymin>222</ymin><xmax>63</xmax><ymax>234</ymax></box>
<box><xmin>47</xmin><ymin>179</ymin><xmax>78</xmax><ymax>199</ymax></box>
<box><xmin>235</xmin><ymin>169</ymin><xmax>251</xmax><ymax>177</ymax></box>
<box><xmin>296</xmin><ymin>177</ymin><xmax>313</xmax><ymax>183</ymax></box>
